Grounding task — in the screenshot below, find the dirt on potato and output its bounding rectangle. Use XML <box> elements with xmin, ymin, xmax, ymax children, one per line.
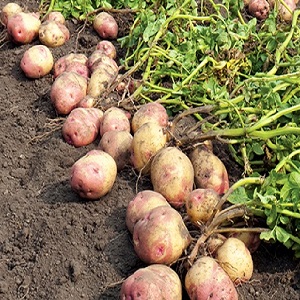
<box><xmin>0</xmin><ymin>0</ymin><xmax>299</xmax><ymax>299</ymax></box>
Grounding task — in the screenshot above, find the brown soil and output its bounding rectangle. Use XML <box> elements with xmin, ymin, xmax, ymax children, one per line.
<box><xmin>0</xmin><ymin>1</ymin><xmax>299</xmax><ymax>299</ymax></box>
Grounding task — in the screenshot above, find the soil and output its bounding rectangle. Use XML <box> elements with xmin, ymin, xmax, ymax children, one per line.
<box><xmin>0</xmin><ymin>1</ymin><xmax>299</xmax><ymax>299</ymax></box>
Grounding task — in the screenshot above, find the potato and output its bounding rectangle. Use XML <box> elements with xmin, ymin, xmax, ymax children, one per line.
<box><xmin>0</xmin><ymin>2</ymin><xmax>23</xmax><ymax>26</ymax></box>
<box><xmin>150</xmin><ymin>147</ymin><xmax>194</xmax><ymax>208</ymax></box>
<box><xmin>50</xmin><ymin>71</ymin><xmax>88</xmax><ymax>115</ymax></box>
<box><xmin>77</xmin><ymin>95</ymin><xmax>97</xmax><ymax>108</ymax></box>
<box><xmin>39</xmin><ymin>20</ymin><xmax>70</xmax><ymax>47</ymax></box>
<box><xmin>248</xmin><ymin>0</ymin><xmax>270</xmax><ymax>20</ymax></box>
<box><xmin>96</xmin><ymin>40</ymin><xmax>117</xmax><ymax>59</ymax></box>
<box><xmin>20</xmin><ymin>45</ymin><xmax>53</xmax><ymax>79</ymax></box>
<box><xmin>65</xmin><ymin>61</ymin><xmax>90</xmax><ymax>79</ymax></box>
<box><xmin>226</xmin><ymin>231</ymin><xmax>261</xmax><ymax>253</ymax></box>
<box><xmin>62</xmin><ymin>107</ymin><xmax>103</xmax><ymax>147</ymax></box>
<box><xmin>131</xmin><ymin>122</ymin><xmax>167</xmax><ymax>174</ymax></box>
<box><xmin>7</xmin><ymin>12</ymin><xmax>41</xmax><ymax>44</ymax></box>
<box><xmin>216</xmin><ymin>237</ymin><xmax>254</xmax><ymax>285</ymax></box>
<box><xmin>120</xmin><ymin>264</ymin><xmax>182</xmax><ymax>300</ymax></box>
<box><xmin>278</xmin><ymin>0</ymin><xmax>296</xmax><ymax>22</ymax></box>
<box><xmin>53</xmin><ymin>53</ymin><xmax>88</xmax><ymax>78</ymax></box>
<box><xmin>87</xmin><ymin>49</ymin><xmax>118</xmax><ymax>74</ymax></box>
<box><xmin>126</xmin><ymin>190</ymin><xmax>170</xmax><ymax>234</ymax></box>
<box><xmin>93</xmin><ymin>12</ymin><xmax>118</xmax><ymax>40</ymax></box>
<box><xmin>131</xmin><ymin>102</ymin><xmax>169</xmax><ymax>134</ymax></box>
<box><xmin>133</xmin><ymin>206</ymin><xmax>191</xmax><ymax>265</ymax></box>
<box><xmin>185</xmin><ymin>256</ymin><xmax>238</xmax><ymax>300</ymax></box>
<box><xmin>44</xmin><ymin>11</ymin><xmax>65</xmax><ymax>24</ymax></box>
<box><xmin>186</xmin><ymin>188</ymin><xmax>220</xmax><ymax>224</ymax></box>
<box><xmin>99</xmin><ymin>107</ymin><xmax>130</xmax><ymax>136</ymax></box>
<box><xmin>70</xmin><ymin>149</ymin><xmax>117</xmax><ymax>199</ymax></box>
<box><xmin>98</xmin><ymin>130</ymin><xmax>133</xmax><ymax>171</ymax></box>
<box><xmin>189</xmin><ymin>146</ymin><xmax>229</xmax><ymax>195</ymax></box>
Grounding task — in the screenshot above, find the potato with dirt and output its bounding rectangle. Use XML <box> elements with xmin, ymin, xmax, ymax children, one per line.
<box><xmin>39</xmin><ymin>20</ymin><xmax>70</xmax><ymax>47</ymax></box>
<box><xmin>62</xmin><ymin>107</ymin><xmax>103</xmax><ymax>147</ymax></box>
<box><xmin>278</xmin><ymin>0</ymin><xmax>296</xmax><ymax>21</ymax></box>
<box><xmin>20</xmin><ymin>45</ymin><xmax>53</xmax><ymax>78</ymax></box>
<box><xmin>98</xmin><ymin>130</ymin><xmax>133</xmax><ymax>171</ymax></box>
<box><xmin>44</xmin><ymin>11</ymin><xmax>65</xmax><ymax>24</ymax></box>
<box><xmin>150</xmin><ymin>146</ymin><xmax>194</xmax><ymax>208</ymax></box>
<box><xmin>7</xmin><ymin>12</ymin><xmax>41</xmax><ymax>44</ymax></box>
<box><xmin>133</xmin><ymin>205</ymin><xmax>191</xmax><ymax>265</ymax></box>
<box><xmin>248</xmin><ymin>0</ymin><xmax>270</xmax><ymax>20</ymax></box>
<box><xmin>0</xmin><ymin>2</ymin><xmax>23</xmax><ymax>26</ymax></box>
<box><xmin>189</xmin><ymin>145</ymin><xmax>229</xmax><ymax>195</ymax></box>
<box><xmin>93</xmin><ymin>12</ymin><xmax>118</xmax><ymax>39</ymax></box>
<box><xmin>50</xmin><ymin>71</ymin><xmax>88</xmax><ymax>115</ymax></box>
<box><xmin>95</xmin><ymin>40</ymin><xmax>117</xmax><ymax>59</ymax></box>
<box><xmin>185</xmin><ymin>256</ymin><xmax>238</xmax><ymax>300</ymax></box>
<box><xmin>70</xmin><ymin>149</ymin><xmax>117</xmax><ymax>200</ymax></box>
<box><xmin>126</xmin><ymin>190</ymin><xmax>170</xmax><ymax>234</ymax></box>
<box><xmin>131</xmin><ymin>122</ymin><xmax>168</xmax><ymax>174</ymax></box>
<box><xmin>120</xmin><ymin>264</ymin><xmax>182</xmax><ymax>300</ymax></box>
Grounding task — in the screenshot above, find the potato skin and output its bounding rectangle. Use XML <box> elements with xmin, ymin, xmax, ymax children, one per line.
<box><xmin>126</xmin><ymin>190</ymin><xmax>170</xmax><ymax>234</ymax></box>
<box><xmin>151</xmin><ymin>147</ymin><xmax>194</xmax><ymax>208</ymax></box>
<box><xmin>248</xmin><ymin>0</ymin><xmax>270</xmax><ymax>20</ymax></box>
<box><xmin>120</xmin><ymin>264</ymin><xmax>182</xmax><ymax>300</ymax></box>
<box><xmin>216</xmin><ymin>237</ymin><xmax>254</xmax><ymax>285</ymax></box>
<box><xmin>93</xmin><ymin>12</ymin><xmax>118</xmax><ymax>39</ymax></box>
<box><xmin>185</xmin><ymin>256</ymin><xmax>238</xmax><ymax>300</ymax></box>
<box><xmin>70</xmin><ymin>149</ymin><xmax>117</xmax><ymax>199</ymax></box>
<box><xmin>133</xmin><ymin>206</ymin><xmax>191</xmax><ymax>265</ymax></box>
<box><xmin>0</xmin><ymin>2</ymin><xmax>23</xmax><ymax>26</ymax></box>
<box><xmin>20</xmin><ymin>45</ymin><xmax>54</xmax><ymax>78</ymax></box>
<box><xmin>87</xmin><ymin>50</ymin><xmax>118</xmax><ymax>74</ymax></box>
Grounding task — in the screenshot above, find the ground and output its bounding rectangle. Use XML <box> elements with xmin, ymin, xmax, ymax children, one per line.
<box><xmin>0</xmin><ymin>0</ymin><xmax>299</xmax><ymax>299</ymax></box>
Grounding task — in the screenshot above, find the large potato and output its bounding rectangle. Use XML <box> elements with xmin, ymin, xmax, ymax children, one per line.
<box><xmin>133</xmin><ymin>206</ymin><xmax>191</xmax><ymax>265</ymax></box>
<box><xmin>0</xmin><ymin>2</ymin><xmax>23</xmax><ymax>26</ymax></box>
<box><xmin>20</xmin><ymin>45</ymin><xmax>53</xmax><ymax>79</ymax></box>
<box><xmin>150</xmin><ymin>147</ymin><xmax>194</xmax><ymax>208</ymax></box>
<box><xmin>189</xmin><ymin>146</ymin><xmax>229</xmax><ymax>195</ymax></box>
<box><xmin>126</xmin><ymin>190</ymin><xmax>170</xmax><ymax>234</ymax></box>
<box><xmin>185</xmin><ymin>256</ymin><xmax>238</xmax><ymax>300</ymax></box>
<box><xmin>120</xmin><ymin>264</ymin><xmax>182</xmax><ymax>300</ymax></box>
<box><xmin>70</xmin><ymin>149</ymin><xmax>117</xmax><ymax>200</ymax></box>
<box><xmin>50</xmin><ymin>71</ymin><xmax>88</xmax><ymax>115</ymax></box>
<box><xmin>131</xmin><ymin>122</ymin><xmax>167</xmax><ymax>174</ymax></box>
<box><xmin>93</xmin><ymin>12</ymin><xmax>118</xmax><ymax>39</ymax></box>
<box><xmin>216</xmin><ymin>237</ymin><xmax>254</xmax><ymax>285</ymax></box>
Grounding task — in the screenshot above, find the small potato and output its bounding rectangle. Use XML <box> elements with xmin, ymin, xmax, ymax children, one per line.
<box><xmin>189</xmin><ymin>146</ymin><xmax>229</xmax><ymax>195</ymax></box>
<box><xmin>96</xmin><ymin>40</ymin><xmax>117</xmax><ymax>59</ymax></box>
<box><xmin>120</xmin><ymin>264</ymin><xmax>182</xmax><ymax>300</ymax></box>
<box><xmin>151</xmin><ymin>147</ymin><xmax>194</xmax><ymax>208</ymax></box>
<box><xmin>50</xmin><ymin>71</ymin><xmax>88</xmax><ymax>115</ymax></box>
<box><xmin>186</xmin><ymin>188</ymin><xmax>220</xmax><ymax>224</ymax></box>
<box><xmin>77</xmin><ymin>95</ymin><xmax>97</xmax><ymax>108</ymax></box>
<box><xmin>0</xmin><ymin>2</ymin><xmax>23</xmax><ymax>26</ymax></box>
<box><xmin>100</xmin><ymin>107</ymin><xmax>130</xmax><ymax>136</ymax></box>
<box><xmin>93</xmin><ymin>12</ymin><xmax>118</xmax><ymax>39</ymax></box>
<box><xmin>7</xmin><ymin>12</ymin><xmax>41</xmax><ymax>44</ymax></box>
<box><xmin>20</xmin><ymin>45</ymin><xmax>53</xmax><ymax>78</ymax></box>
<box><xmin>185</xmin><ymin>256</ymin><xmax>238</xmax><ymax>300</ymax></box>
<box><xmin>70</xmin><ymin>149</ymin><xmax>117</xmax><ymax>199</ymax></box>
<box><xmin>131</xmin><ymin>122</ymin><xmax>167</xmax><ymax>174</ymax></box>
<box><xmin>98</xmin><ymin>130</ymin><xmax>133</xmax><ymax>171</ymax></box>
<box><xmin>39</xmin><ymin>20</ymin><xmax>70</xmax><ymax>47</ymax></box>
<box><xmin>62</xmin><ymin>107</ymin><xmax>103</xmax><ymax>147</ymax></box>
<box><xmin>133</xmin><ymin>206</ymin><xmax>191</xmax><ymax>265</ymax></box>
<box><xmin>131</xmin><ymin>102</ymin><xmax>169</xmax><ymax>133</ymax></box>
<box><xmin>126</xmin><ymin>190</ymin><xmax>170</xmax><ymax>234</ymax></box>
<box><xmin>216</xmin><ymin>237</ymin><xmax>254</xmax><ymax>285</ymax></box>
<box><xmin>44</xmin><ymin>11</ymin><xmax>65</xmax><ymax>24</ymax></box>
<box><xmin>206</xmin><ymin>233</ymin><xmax>227</xmax><ymax>255</ymax></box>
<box><xmin>248</xmin><ymin>0</ymin><xmax>270</xmax><ymax>20</ymax></box>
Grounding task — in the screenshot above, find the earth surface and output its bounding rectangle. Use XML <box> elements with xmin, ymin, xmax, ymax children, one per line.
<box><xmin>0</xmin><ymin>0</ymin><xmax>299</xmax><ymax>299</ymax></box>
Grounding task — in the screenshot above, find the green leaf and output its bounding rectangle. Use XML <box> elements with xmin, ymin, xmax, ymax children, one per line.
<box><xmin>275</xmin><ymin>226</ymin><xmax>291</xmax><ymax>244</ymax></box>
<box><xmin>252</xmin><ymin>142</ymin><xmax>264</xmax><ymax>155</ymax></box>
<box><xmin>260</xmin><ymin>229</ymin><xmax>276</xmax><ymax>242</ymax></box>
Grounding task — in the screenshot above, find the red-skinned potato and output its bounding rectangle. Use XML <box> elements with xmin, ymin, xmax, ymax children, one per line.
<box><xmin>20</xmin><ymin>45</ymin><xmax>53</xmax><ymax>78</ymax></box>
<box><xmin>120</xmin><ymin>264</ymin><xmax>182</xmax><ymax>300</ymax></box>
<box><xmin>39</xmin><ymin>20</ymin><xmax>70</xmax><ymax>47</ymax></box>
<box><xmin>65</xmin><ymin>61</ymin><xmax>90</xmax><ymax>79</ymax></box>
<box><xmin>126</xmin><ymin>190</ymin><xmax>170</xmax><ymax>234</ymax></box>
<box><xmin>248</xmin><ymin>0</ymin><xmax>270</xmax><ymax>20</ymax></box>
<box><xmin>189</xmin><ymin>146</ymin><xmax>229</xmax><ymax>195</ymax></box>
<box><xmin>44</xmin><ymin>11</ymin><xmax>65</xmax><ymax>24</ymax></box>
<box><xmin>133</xmin><ymin>205</ymin><xmax>191</xmax><ymax>265</ymax></box>
<box><xmin>7</xmin><ymin>12</ymin><xmax>41</xmax><ymax>44</ymax></box>
<box><xmin>185</xmin><ymin>256</ymin><xmax>238</xmax><ymax>300</ymax></box>
<box><xmin>131</xmin><ymin>122</ymin><xmax>167</xmax><ymax>174</ymax></box>
<box><xmin>216</xmin><ymin>237</ymin><xmax>254</xmax><ymax>285</ymax></box>
<box><xmin>150</xmin><ymin>147</ymin><xmax>194</xmax><ymax>208</ymax></box>
<box><xmin>96</xmin><ymin>40</ymin><xmax>117</xmax><ymax>59</ymax></box>
<box><xmin>50</xmin><ymin>71</ymin><xmax>87</xmax><ymax>115</ymax></box>
<box><xmin>186</xmin><ymin>188</ymin><xmax>220</xmax><ymax>224</ymax></box>
<box><xmin>0</xmin><ymin>2</ymin><xmax>23</xmax><ymax>26</ymax></box>
<box><xmin>131</xmin><ymin>102</ymin><xmax>169</xmax><ymax>133</ymax></box>
<box><xmin>70</xmin><ymin>149</ymin><xmax>117</xmax><ymax>200</ymax></box>
<box><xmin>93</xmin><ymin>12</ymin><xmax>118</xmax><ymax>39</ymax></box>
<box><xmin>62</xmin><ymin>107</ymin><xmax>103</xmax><ymax>147</ymax></box>
<box><xmin>98</xmin><ymin>130</ymin><xmax>133</xmax><ymax>171</ymax></box>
